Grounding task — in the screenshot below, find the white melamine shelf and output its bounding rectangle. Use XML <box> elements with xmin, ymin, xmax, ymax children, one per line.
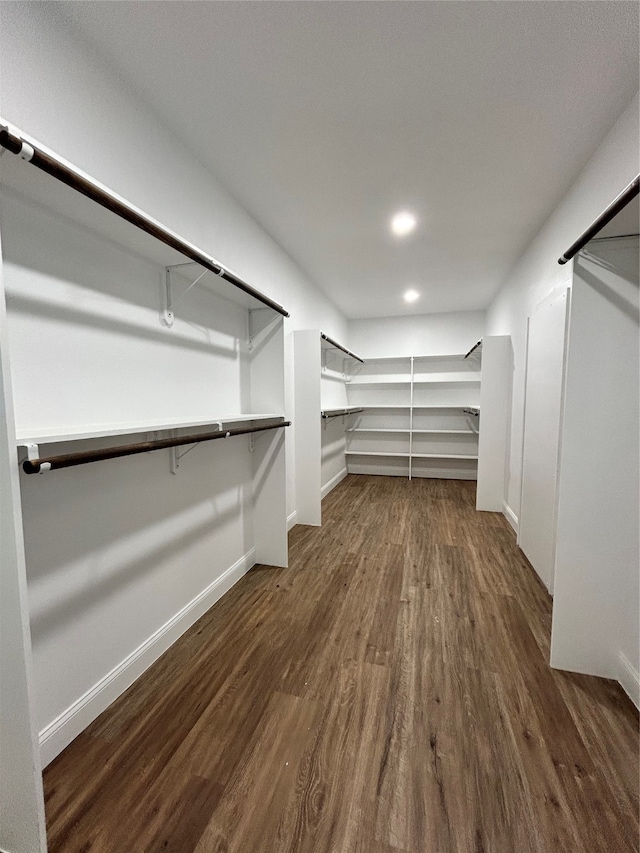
<box><xmin>15</xmin><ymin>413</ymin><xmax>284</xmax><ymax>447</ymax></box>
<box><xmin>412</xmin><ymin>378</ymin><xmax>481</xmax><ymax>385</ymax></box>
<box><xmin>412</xmin><ymin>453</ymin><xmax>478</xmax><ymax>460</ymax></box>
<box><xmin>347</xmin><ymin>428</ymin><xmax>475</xmax><ymax>435</ymax></box>
<box><xmin>413</xmin><ymin>429</ymin><xmax>475</xmax><ymax>434</ymax></box>
<box><xmin>345</xmin><ymin>450</ymin><xmax>477</xmax><ymax>460</ymax></box>
<box><xmin>346</xmin><ymin>379</ymin><xmax>411</xmax><ymax>386</ymax></box>
<box><xmin>356</xmin><ymin>405</ymin><xmax>476</xmax><ymax>410</ymax></box>
<box><xmin>357</xmin><ymin>356</ymin><xmax>412</xmax><ymax>362</ymax></box>
<box><xmin>413</xmin><ymin>353</ymin><xmax>468</xmax><ymax>361</ymax></box>
<box><xmin>347</xmin><ymin>428</ymin><xmax>409</xmax><ymax>433</ymax></box>
<box><xmin>346</xmin><ymin>451</ymin><xmax>410</xmax><ymax>458</ymax></box>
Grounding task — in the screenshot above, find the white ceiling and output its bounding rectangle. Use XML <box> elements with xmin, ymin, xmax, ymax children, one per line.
<box><xmin>57</xmin><ymin>1</ymin><xmax>639</xmax><ymax>319</ymax></box>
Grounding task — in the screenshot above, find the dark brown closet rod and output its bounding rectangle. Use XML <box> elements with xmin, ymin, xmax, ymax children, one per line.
<box><xmin>0</xmin><ymin>123</ymin><xmax>289</xmax><ymax>318</ymax></box>
<box><xmin>23</xmin><ymin>421</ymin><xmax>290</xmax><ymax>474</ymax></box>
<box><xmin>464</xmin><ymin>339</ymin><xmax>482</xmax><ymax>359</ymax></box>
<box><xmin>321</xmin><ymin>333</ymin><xmax>364</xmax><ymax>364</ymax></box>
<box><xmin>321</xmin><ymin>408</ymin><xmax>364</xmax><ymax>420</ymax></box>
<box><xmin>558</xmin><ymin>175</ymin><xmax>639</xmax><ymax>265</ymax></box>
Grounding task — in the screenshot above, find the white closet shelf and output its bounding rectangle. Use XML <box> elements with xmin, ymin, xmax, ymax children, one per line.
<box><xmin>15</xmin><ymin>413</ymin><xmax>284</xmax><ymax>446</ymax></box>
<box><xmin>354</xmin><ymin>405</ymin><xmax>478</xmax><ymax>411</ymax></box>
<box><xmin>361</xmin><ymin>354</ymin><xmax>470</xmax><ymax>362</ymax></box>
<box><xmin>355</xmin><ymin>356</ymin><xmax>412</xmax><ymax>363</ymax></box>
<box><xmin>412</xmin><ymin>453</ymin><xmax>478</xmax><ymax>460</ymax></box>
<box><xmin>345</xmin><ymin>451</ymin><xmax>410</xmax><ymax>458</ymax></box>
<box><xmin>346</xmin><ymin>379</ymin><xmax>411</xmax><ymax>386</ymax></box>
<box><xmin>345</xmin><ymin>451</ymin><xmax>478</xmax><ymax>460</ymax></box>
<box><xmin>412</xmin><ymin>378</ymin><xmax>481</xmax><ymax>385</ymax></box>
<box><xmin>347</xmin><ymin>428</ymin><xmax>475</xmax><ymax>435</ymax></box>
<box><xmin>413</xmin><ymin>429</ymin><xmax>475</xmax><ymax>435</ymax></box>
<box><xmin>347</xmin><ymin>428</ymin><xmax>410</xmax><ymax>433</ymax></box>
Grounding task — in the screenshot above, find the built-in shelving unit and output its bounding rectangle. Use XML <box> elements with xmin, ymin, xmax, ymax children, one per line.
<box><xmin>294</xmin><ymin>330</ymin><xmax>364</xmax><ymax>524</ymax></box>
<box><xmin>0</xmin><ymin>122</ymin><xmax>291</xmax><ymax>807</ymax></box>
<box><xmin>345</xmin><ymin>353</ymin><xmax>481</xmax><ymax>480</ymax></box>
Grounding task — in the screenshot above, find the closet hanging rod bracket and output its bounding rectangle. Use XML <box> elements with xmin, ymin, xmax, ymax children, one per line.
<box><xmin>23</xmin><ymin>443</ymin><xmax>51</xmax><ymax>473</ymax></box>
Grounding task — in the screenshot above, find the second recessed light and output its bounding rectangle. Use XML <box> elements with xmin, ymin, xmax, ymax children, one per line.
<box><xmin>391</xmin><ymin>211</ymin><xmax>417</xmax><ymax>238</ymax></box>
<box><xmin>404</xmin><ymin>289</ymin><xmax>420</xmax><ymax>303</ymax></box>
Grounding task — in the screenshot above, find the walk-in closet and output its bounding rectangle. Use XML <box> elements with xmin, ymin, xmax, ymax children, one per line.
<box><xmin>1</xmin><ymin>3</ymin><xmax>638</xmax><ymax>852</ymax></box>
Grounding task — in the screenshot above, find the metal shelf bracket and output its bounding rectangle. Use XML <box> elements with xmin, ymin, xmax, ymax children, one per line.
<box><xmin>162</xmin><ymin>263</ymin><xmax>209</xmax><ymax>328</ymax></box>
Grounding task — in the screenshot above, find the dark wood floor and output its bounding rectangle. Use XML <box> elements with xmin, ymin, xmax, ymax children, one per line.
<box><xmin>44</xmin><ymin>475</ymin><xmax>639</xmax><ymax>852</ymax></box>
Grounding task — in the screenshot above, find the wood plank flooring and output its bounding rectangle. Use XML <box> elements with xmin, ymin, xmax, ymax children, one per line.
<box><xmin>43</xmin><ymin>475</ymin><xmax>639</xmax><ymax>852</ymax></box>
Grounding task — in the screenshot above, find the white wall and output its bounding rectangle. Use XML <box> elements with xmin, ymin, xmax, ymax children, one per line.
<box><xmin>349</xmin><ymin>310</ymin><xmax>485</xmax><ymax>358</ymax></box>
<box><xmin>485</xmin><ymin>92</ymin><xmax>639</xmax><ymax>523</ymax></box>
<box><xmin>0</xmin><ymin>1</ymin><xmax>347</xmax><ymax>767</ymax></box>
<box><xmin>0</xmin><ymin>1</ymin><xmax>348</xmax><ymax>523</ymax></box>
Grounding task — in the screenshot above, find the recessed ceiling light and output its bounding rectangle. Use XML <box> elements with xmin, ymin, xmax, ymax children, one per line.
<box><xmin>391</xmin><ymin>211</ymin><xmax>417</xmax><ymax>237</ymax></box>
<box><xmin>404</xmin><ymin>289</ymin><xmax>420</xmax><ymax>303</ymax></box>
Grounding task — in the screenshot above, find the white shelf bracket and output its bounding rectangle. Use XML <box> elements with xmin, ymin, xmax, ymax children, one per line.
<box><xmin>248</xmin><ymin>435</ymin><xmax>255</xmax><ymax>453</ymax></box>
<box><xmin>162</xmin><ymin>263</ymin><xmax>208</xmax><ymax>328</ymax></box>
<box><xmin>170</xmin><ymin>423</ymin><xmax>224</xmax><ymax>474</ymax></box>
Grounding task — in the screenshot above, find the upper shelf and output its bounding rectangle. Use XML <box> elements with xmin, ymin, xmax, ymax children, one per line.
<box><xmin>15</xmin><ymin>413</ymin><xmax>284</xmax><ymax>447</ymax></box>
<box><xmin>359</xmin><ymin>353</ymin><xmax>474</xmax><ymax>362</ymax></box>
<box><xmin>347</xmin><ymin>377</ymin><xmax>481</xmax><ymax>386</ymax></box>
<box><xmin>320</xmin><ymin>333</ymin><xmax>364</xmax><ymax>364</ymax></box>
<box><xmin>0</xmin><ymin>121</ymin><xmax>289</xmax><ymax>317</ymax></box>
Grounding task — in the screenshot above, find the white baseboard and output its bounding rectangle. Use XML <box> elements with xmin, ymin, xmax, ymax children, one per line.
<box><xmin>346</xmin><ymin>464</ymin><xmax>476</xmax><ymax>480</ymax></box>
<box><xmin>410</xmin><ymin>468</ymin><xmax>477</xmax><ymax>480</ymax></box>
<box><xmin>38</xmin><ymin>547</ymin><xmax>256</xmax><ymax>768</ymax></box>
<box><xmin>618</xmin><ymin>652</ymin><xmax>640</xmax><ymax>709</ymax></box>
<box><xmin>502</xmin><ymin>501</ymin><xmax>519</xmax><ymax>534</ymax></box>
<box><xmin>287</xmin><ymin>510</ymin><xmax>297</xmax><ymax>531</ymax></box>
<box><xmin>321</xmin><ymin>466</ymin><xmax>347</xmax><ymax>499</ymax></box>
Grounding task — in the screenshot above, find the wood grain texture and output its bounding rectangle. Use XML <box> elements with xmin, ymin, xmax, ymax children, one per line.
<box><xmin>43</xmin><ymin>475</ymin><xmax>639</xmax><ymax>852</ymax></box>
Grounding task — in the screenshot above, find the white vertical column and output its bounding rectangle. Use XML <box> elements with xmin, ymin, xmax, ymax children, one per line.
<box><xmin>408</xmin><ymin>356</ymin><xmax>414</xmax><ymax>480</ymax></box>
<box><xmin>476</xmin><ymin>335</ymin><xmax>512</xmax><ymax>512</ymax></box>
<box><xmin>293</xmin><ymin>331</ymin><xmax>322</xmax><ymax>525</ymax></box>
<box><xmin>250</xmin><ymin>314</ymin><xmax>288</xmax><ymax>566</ymax></box>
<box><xmin>0</xmin><ymin>229</ymin><xmax>48</xmax><ymax>851</ymax></box>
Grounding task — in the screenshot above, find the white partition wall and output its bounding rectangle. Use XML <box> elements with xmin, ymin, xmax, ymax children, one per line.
<box><xmin>294</xmin><ymin>330</ymin><xmax>361</xmax><ymax>525</ymax></box>
<box><xmin>293</xmin><ymin>330</ymin><xmax>322</xmax><ymax>525</ymax></box>
<box><xmin>551</xmin><ymin>239</ymin><xmax>639</xmax><ymax>703</ymax></box>
<box><xmin>476</xmin><ymin>336</ymin><xmax>512</xmax><ymax>512</ymax></box>
<box><xmin>519</xmin><ymin>290</ymin><xmax>569</xmax><ymax>592</ymax></box>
